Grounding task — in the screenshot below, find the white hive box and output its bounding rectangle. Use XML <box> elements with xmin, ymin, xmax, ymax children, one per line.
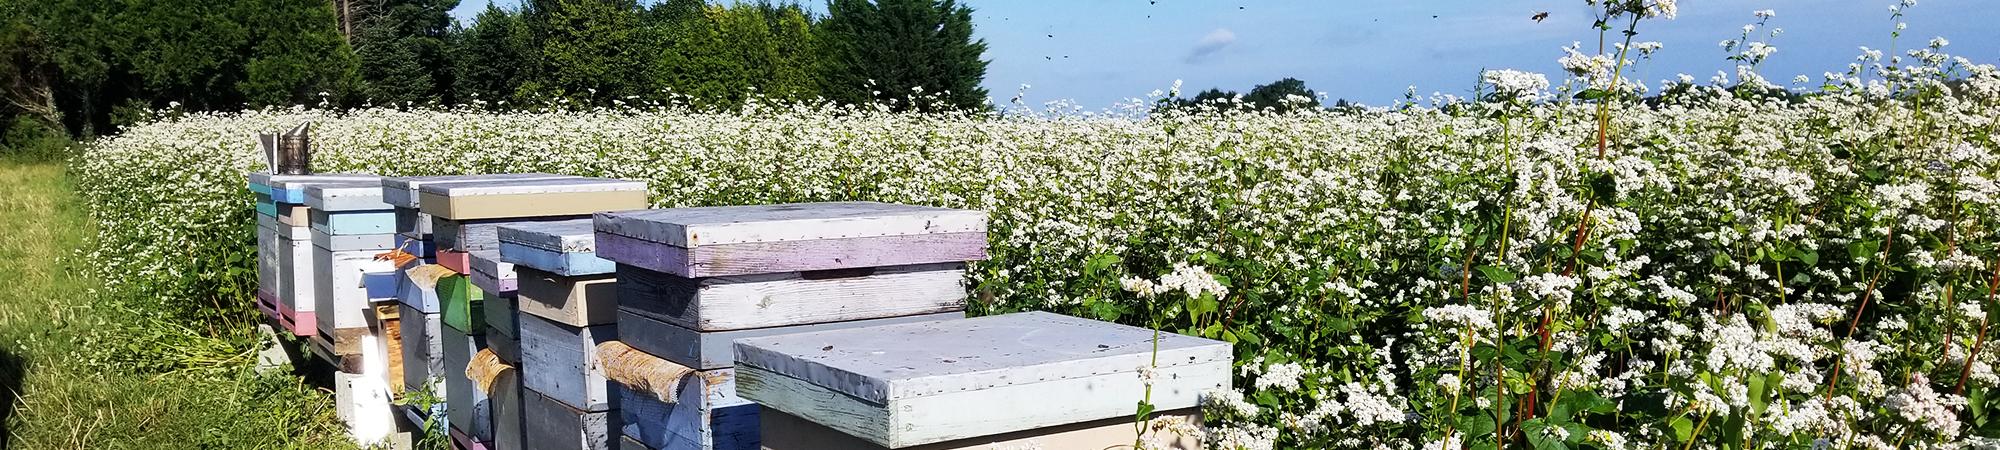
<box><xmin>592</xmin><ymin>202</ymin><xmax>987</xmax><ymax>279</ymax></box>
<box><xmin>615</xmin><ymin>262</ymin><xmax>967</xmax><ymax>332</ymax></box>
<box><xmin>251</xmin><ymin>173</ymin><xmax>380</xmax><ymax>204</ymax></box>
<box><xmin>382</xmin><ymin>173</ymin><xmax>579</xmax><ymax>210</ymax></box>
<box><xmin>419</xmin><ymin>177</ymin><xmax>649</xmax><ymax>221</ymax></box>
<box><xmin>520</xmin><ymin>314</ymin><xmax>619</xmax><ymax>412</ymax></box>
<box><xmin>313</xmin><ymin>247</ymin><xmax>397</xmax><ymax>354</ymax></box>
<box><xmin>618</xmin><ymin>310</ymin><xmax>962</xmax><ymax>371</ymax></box>
<box><xmin>732</xmin><ymin>312</ymin><xmax>1232</xmax><ymax>448</ymax></box>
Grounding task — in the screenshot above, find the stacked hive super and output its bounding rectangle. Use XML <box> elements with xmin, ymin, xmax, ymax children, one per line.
<box><xmin>496</xmin><ymin>219</ymin><xmax>619</xmax><ymax>450</ymax></box>
<box><xmin>382</xmin><ymin>173</ymin><xmax>572</xmax><ymax>431</ymax></box>
<box><xmin>302</xmin><ymin>179</ymin><xmax>406</xmax><ymax>446</ymax></box>
<box><xmin>249</xmin><ymin>173</ymin><xmax>379</xmax><ymax>337</ymax></box>
<box><xmin>590</xmin><ymin>202</ymin><xmax>988</xmax><ymax>450</ymax></box>
<box><xmin>420</xmin><ymin>177</ymin><xmax>649</xmax><ymax>450</ymax></box>
<box><xmin>737</xmin><ymin>312</ymin><xmax>1232</xmax><ymax>450</ymax></box>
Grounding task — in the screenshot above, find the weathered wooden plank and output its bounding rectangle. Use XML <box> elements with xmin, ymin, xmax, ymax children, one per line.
<box><xmin>396</xmin><ymin>207</ymin><xmax>433</xmax><ymax>237</ymax></box>
<box><xmin>523</xmin><ymin>388</ymin><xmax>620</xmax><ymax>450</ymax></box>
<box><xmin>616</xmin><ymin>263</ymin><xmax>966</xmax><ymax>331</ymax></box>
<box><xmin>517</xmin><ymin>268</ymin><xmax>617</xmax><ymax>327</ymax></box>
<box><xmin>439</xmin><ymin>250</ymin><xmax>472</xmax><ymax>274</ymax></box>
<box><xmin>400</xmin><ymin>304</ymin><xmax>447</xmax><ymax>399</ymax></box>
<box><xmin>400</xmin><ymin>264</ymin><xmax>452</xmax><ymax>313</ymax></box>
<box><xmin>470</xmin><ymin>251</ymin><xmax>518</xmax><ymax>294</ymax></box>
<box><xmin>450</xmin><ymin>426</ymin><xmax>492</xmax><ymax>450</ymax></box>
<box><xmin>254</xmin><ymin>174</ymin><xmax>380</xmax><ymax>204</ymax></box>
<box><xmin>255</xmin><ymin>192</ymin><xmax>278</xmax><ymax>217</ymax></box>
<box><xmin>486</xmin><ymin>291</ymin><xmax>520</xmax><ymax>339</ymax></box>
<box><xmin>256</xmin><ymin>290</ymin><xmax>280</xmax><ymax>321</ymax></box>
<box><xmin>501</xmin><ymin>242</ymin><xmax>616</xmax><ymax>277</ymax></box>
<box><xmin>592</xmin><ymin>203</ymin><xmax>986</xmax><ymax>248</ymax></box>
<box><xmin>732</xmin><ymin>311</ymin><xmax>1230</xmax><ymax>404</ymax></box>
<box><xmin>616</xmin><ymin>309</ymin><xmax>963</xmax><ymax>370</ymax></box>
<box><xmin>375</xmin><ymin>303</ymin><xmax>407</xmax><ymax>395</ymax></box>
<box><xmin>594</xmin><ymin>232</ymin><xmax>987</xmax><ymax>279</ymax></box>
<box><xmin>314</xmin><ymin>245</ymin><xmax>397</xmax><ymax>334</ymax></box>
<box><xmin>498</xmin><ymin>219</ymin><xmax>616</xmax><ymax>276</ymax></box>
<box><xmin>520</xmin><ymin>314</ymin><xmax>619</xmax><ymax>411</ymax></box>
<box><xmin>257</xmin><ymin>215</ymin><xmax>282</xmax><ymax>299</ymax></box>
<box><xmin>730</xmin><ymin>312</ymin><xmax>1233</xmax><ymax>447</ymax></box>
<box><xmin>489</xmin><ymin>326</ymin><xmax>521</xmax><ymax>364</ymax></box>
<box><xmin>279</xmin><ymin>300</ymin><xmax>316</xmax><ymax>337</ymax></box>
<box><xmin>277</xmin><ymin>204</ymin><xmax>311</xmax><ymax>227</ymax></box>
<box><xmin>491</xmin><ymin>368</ymin><xmax>526</xmax><ymax>450</ymax></box>
<box><xmin>444</xmin><ymin>324</ymin><xmax>493</xmax><ymax>439</ymax></box>
<box><xmin>609</xmin><ymin>364</ymin><xmax>759</xmax><ymax>450</ymax></box>
<box><xmin>383</xmin><ymin>173</ymin><xmax>578</xmax><ymax>209</ymax></box>
<box><xmin>740</xmin><ymin>362</ymin><xmax>1226</xmax><ymax>448</ymax></box>
<box><xmin>441</xmin><ymin>274</ymin><xmax>487</xmax><ymax>333</ymax></box>
<box><xmin>277</xmin><ymin>234</ymin><xmax>317</xmax><ymax>328</ymax></box>
<box><xmin>305</xmin><ymin>181</ymin><xmax>394</xmax><ymax>212</ymax></box>
<box><xmin>311</xmin><ymin>230</ymin><xmax>398</xmax><ymax>252</ymax></box>
<box><xmin>437</xmin><ymin>216</ymin><xmax>590</xmax><ymax>253</ymax></box>
<box><xmin>420</xmin><ymin>178</ymin><xmax>648</xmax><ymax>221</ymax></box>
<box><xmin>311</xmin><ymin>209</ymin><xmax>398</xmax><ymax>235</ymax></box>
<box><xmin>757</xmin><ymin>406</ymin><xmax>1202</xmax><ymax>450</ymax></box>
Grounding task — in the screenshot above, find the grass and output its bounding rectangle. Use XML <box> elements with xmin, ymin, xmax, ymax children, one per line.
<box><xmin>0</xmin><ymin>158</ymin><xmax>354</xmax><ymax>449</ymax></box>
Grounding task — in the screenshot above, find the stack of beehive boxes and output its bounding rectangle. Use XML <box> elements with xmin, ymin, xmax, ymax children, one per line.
<box><xmin>303</xmin><ymin>178</ymin><xmax>407</xmax><ymax>446</ymax></box>
<box><xmin>496</xmin><ymin>219</ymin><xmax>618</xmax><ymax>450</ymax></box>
<box><xmin>735</xmin><ymin>312</ymin><xmax>1231</xmax><ymax>450</ymax></box>
<box><xmin>420</xmin><ymin>177</ymin><xmax>649</xmax><ymax>450</ymax></box>
<box><xmin>249</xmin><ymin>173</ymin><xmax>378</xmax><ymax>338</ymax></box>
<box><xmin>381</xmin><ymin>174</ymin><xmax>568</xmax><ymax>430</ymax></box>
<box><xmin>590</xmin><ymin>202</ymin><xmax>987</xmax><ymax>450</ymax></box>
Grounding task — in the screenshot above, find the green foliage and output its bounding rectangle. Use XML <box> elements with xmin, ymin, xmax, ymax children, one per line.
<box><xmin>356</xmin><ymin>0</ymin><xmax>460</xmax><ymax>105</ymax></box>
<box><xmin>647</xmin><ymin>1</ymin><xmax>822</xmax><ymax>108</ymax></box>
<box><xmin>452</xmin><ymin>4</ymin><xmax>535</xmax><ymax>105</ymax></box>
<box><xmin>240</xmin><ymin>0</ymin><xmax>363</xmax><ymax>108</ymax></box>
<box><xmin>817</xmin><ymin>0</ymin><xmax>990</xmax><ymax>111</ymax></box>
<box><xmin>1167</xmin><ymin>77</ymin><xmax>1323</xmax><ymax>112</ymax></box>
<box><xmin>524</xmin><ymin>0</ymin><xmax>651</xmax><ymax>103</ymax></box>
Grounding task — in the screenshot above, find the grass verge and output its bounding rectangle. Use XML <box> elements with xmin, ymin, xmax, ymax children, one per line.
<box><xmin>0</xmin><ymin>159</ymin><xmax>353</xmax><ymax>449</ymax></box>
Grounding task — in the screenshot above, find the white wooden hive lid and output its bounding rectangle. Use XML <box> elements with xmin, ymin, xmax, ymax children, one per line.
<box><xmin>732</xmin><ymin>311</ymin><xmax>1232</xmax><ymax>405</ymax></box>
<box><xmin>382</xmin><ymin>173</ymin><xmax>577</xmax><ymax>192</ymax></box>
<box><xmin>256</xmin><ymin>173</ymin><xmax>379</xmax><ymax>189</ymax></box>
<box><xmin>468</xmin><ymin>249</ymin><xmax>516</xmax><ymax>280</ymax></box>
<box><xmin>418</xmin><ymin>177</ymin><xmax>645</xmax><ymax>196</ymax></box>
<box><xmin>304</xmin><ymin>181</ymin><xmax>393</xmax><ymax>211</ymax></box>
<box><xmin>592</xmin><ymin>202</ymin><xmax>988</xmax><ymax>248</ymax></box>
<box><xmin>496</xmin><ymin>219</ymin><xmax>596</xmax><ymax>253</ymax></box>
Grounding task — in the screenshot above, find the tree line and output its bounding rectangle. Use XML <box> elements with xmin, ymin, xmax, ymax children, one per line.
<box><xmin>0</xmin><ymin>0</ymin><xmax>990</xmax><ymax>154</ymax></box>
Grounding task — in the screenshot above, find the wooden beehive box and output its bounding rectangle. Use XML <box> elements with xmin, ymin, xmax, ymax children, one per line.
<box><xmin>600</xmin><ymin>342</ymin><xmax>759</xmax><ymax>450</ymax></box>
<box><xmin>444</xmin><ymin>324</ymin><xmax>493</xmax><ymax>441</ymax></box>
<box><xmin>256</xmin><ymin>215</ymin><xmax>282</xmax><ymax>315</ymax></box>
<box><xmin>616</xmin><ymin>262</ymin><xmax>968</xmax><ymax>332</ymax></box>
<box><xmin>523</xmin><ymin>388</ymin><xmax>620</xmax><ymax>450</ymax></box>
<box><xmin>382</xmin><ymin>173</ymin><xmax>578</xmax><ymax>210</ymax></box>
<box><xmin>618</xmin><ymin>310</ymin><xmax>961</xmax><ymax>371</ymax></box>
<box><xmin>498</xmin><ymin>219</ymin><xmax>616</xmax><ymax>277</ymax></box>
<box><xmin>757</xmin><ymin>407</ymin><xmax>1202</xmax><ymax>450</ymax></box>
<box><xmin>305</xmin><ymin>181</ymin><xmax>393</xmax><ymax>212</ymax></box>
<box><xmin>399</xmin><ymin>303</ymin><xmax>447</xmax><ymax>399</ymax></box>
<box><xmin>419</xmin><ymin>177</ymin><xmax>649</xmax><ymax>221</ymax></box>
<box><xmin>520</xmin><ymin>314</ymin><xmax>619</xmax><ymax>412</ymax></box>
<box><xmin>592</xmin><ymin>202</ymin><xmax>987</xmax><ymax>279</ymax></box>
<box><xmin>732</xmin><ymin>312</ymin><xmax>1232</xmax><ymax>448</ymax></box>
<box><xmin>262</xmin><ymin>174</ymin><xmax>381</xmax><ymax>204</ymax></box>
<box><xmin>441</xmin><ymin>274</ymin><xmax>486</xmax><ymax>333</ymax></box>
<box><xmin>313</xmin><ymin>247</ymin><xmax>398</xmax><ymax>353</ymax></box>
<box><xmin>470</xmin><ymin>250</ymin><xmax>519</xmax><ymax>294</ymax></box>
<box><xmin>437</xmin><ymin>216</ymin><xmax>588</xmax><ymax>253</ymax></box>
<box><xmin>516</xmin><ymin>267</ymin><xmax>617</xmax><ymax>328</ymax></box>
<box><xmin>276</xmin><ymin>232</ymin><xmax>317</xmax><ymax>336</ymax></box>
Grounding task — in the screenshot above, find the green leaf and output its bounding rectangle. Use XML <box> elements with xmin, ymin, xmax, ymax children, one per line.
<box><xmin>1712</xmin><ymin>253</ymin><xmax>1732</xmax><ymax>268</ymax></box>
<box><xmin>1083</xmin><ymin>253</ymin><xmax>1122</xmax><ymax>275</ymax></box>
<box><xmin>1671</xmin><ymin>416</ymin><xmax>1694</xmax><ymax>442</ymax></box>
<box><xmin>1135</xmin><ymin>400</ymin><xmax>1155</xmax><ymax>419</ymax></box>
<box><xmin>1477</xmin><ymin>265</ymin><xmax>1518</xmax><ymax>284</ymax></box>
<box><xmin>1748</xmin><ymin>373</ymin><xmax>1769</xmax><ymax>415</ymax></box>
<box><xmin>1798</xmin><ymin>250</ymin><xmax>1819</xmax><ymax>266</ymax></box>
<box><xmin>1849</xmin><ymin>240</ymin><xmax>1881</xmax><ymax>261</ymax></box>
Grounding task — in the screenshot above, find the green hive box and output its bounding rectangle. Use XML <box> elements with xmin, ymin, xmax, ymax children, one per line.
<box><xmin>440</xmin><ymin>275</ymin><xmax>486</xmax><ymax>332</ymax></box>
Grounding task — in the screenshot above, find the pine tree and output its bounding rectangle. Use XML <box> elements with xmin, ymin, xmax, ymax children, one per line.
<box><xmin>817</xmin><ymin>0</ymin><xmax>989</xmax><ymax>111</ymax></box>
<box><xmin>353</xmin><ymin>0</ymin><xmax>458</xmax><ymax>105</ymax></box>
<box><xmin>524</xmin><ymin>0</ymin><xmax>649</xmax><ymax>103</ymax></box>
<box><xmin>452</xmin><ymin>4</ymin><xmax>533</xmax><ymax>105</ymax></box>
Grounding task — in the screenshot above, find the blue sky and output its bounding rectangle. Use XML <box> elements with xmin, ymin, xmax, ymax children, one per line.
<box><xmin>451</xmin><ymin>0</ymin><xmax>1997</xmax><ymax>108</ymax></box>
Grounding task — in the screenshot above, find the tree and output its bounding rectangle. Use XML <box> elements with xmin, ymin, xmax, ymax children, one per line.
<box><xmin>353</xmin><ymin>0</ymin><xmax>460</xmax><ymax>105</ymax></box>
<box><xmin>524</xmin><ymin>0</ymin><xmax>650</xmax><ymax>103</ymax></box>
<box><xmin>453</xmin><ymin>4</ymin><xmax>534</xmax><ymax>105</ymax></box>
<box><xmin>239</xmin><ymin>0</ymin><xmax>362</xmax><ymax>107</ymax></box>
<box><xmin>645</xmin><ymin>1</ymin><xmax>821</xmax><ymax>108</ymax></box>
<box><xmin>816</xmin><ymin>0</ymin><xmax>989</xmax><ymax>111</ymax></box>
<box><xmin>1241</xmin><ymin>77</ymin><xmax>1319</xmax><ymax>111</ymax></box>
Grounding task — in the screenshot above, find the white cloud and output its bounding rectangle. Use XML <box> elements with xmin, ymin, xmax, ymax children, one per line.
<box><xmin>1185</xmin><ymin>28</ymin><xmax>1238</xmax><ymax>64</ymax></box>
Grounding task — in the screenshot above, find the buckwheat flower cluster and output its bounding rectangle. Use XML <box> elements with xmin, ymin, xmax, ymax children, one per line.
<box><xmin>1253</xmin><ymin>362</ymin><xmax>1305</xmax><ymax>392</ymax></box>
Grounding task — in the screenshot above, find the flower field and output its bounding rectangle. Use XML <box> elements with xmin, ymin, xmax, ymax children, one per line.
<box><xmin>73</xmin><ymin>12</ymin><xmax>2000</xmax><ymax>450</ymax></box>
